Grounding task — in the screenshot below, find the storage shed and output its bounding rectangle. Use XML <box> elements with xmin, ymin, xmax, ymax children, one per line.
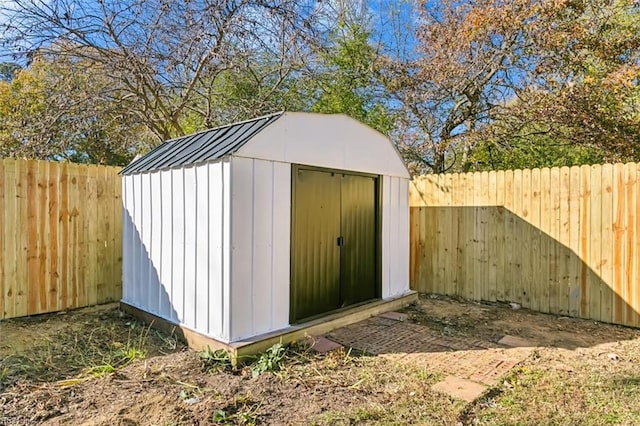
<box><xmin>120</xmin><ymin>112</ymin><xmax>415</xmax><ymax>352</ymax></box>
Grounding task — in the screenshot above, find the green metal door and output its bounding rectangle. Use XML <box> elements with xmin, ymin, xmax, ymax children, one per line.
<box><xmin>340</xmin><ymin>174</ymin><xmax>377</xmax><ymax>306</ymax></box>
<box><xmin>290</xmin><ymin>168</ymin><xmax>342</xmax><ymax>322</ymax></box>
<box><xmin>291</xmin><ymin>166</ymin><xmax>379</xmax><ymax>323</ymax></box>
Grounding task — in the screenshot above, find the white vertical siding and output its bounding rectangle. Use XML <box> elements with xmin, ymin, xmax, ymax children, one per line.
<box><xmin>271</xmin><ymin>163</ymin><xmax>291</xmax><ymax>329</ymax></box>
<box><xmin>170</xmin><ymin>168</ymin><xmax>185</xmax><ymax>323</ymax></box>
<box><xmin>133</xmin><ymin>173</ymin><xmax>145</xmax><ymax>308</ymax></box>
<box><xmin>194</xmin><ymin>165</ymin><xmax>210</xmax><ymax>333</ymax></box>
<box><xmin>229</xmin><ymin>156</ymin><xmax>291</xmax><ymax>341</ymax></box>
<box><xmin>252</xmin><ymin>159</ymin><xmax>275</xmax><ymax>334</ymax></box>
<box><xmin>221</xmin><ymin>161</ymin><xmax>231</xmax><ymax>340</ymax></box>
<box><xmin>123</xmin><ymin>151</ymin><xmax>408</xmax><ymax>344</ymax></box>
<box><xmin>122</xmin><ymin>176</ymin><xmax>134</xmax><ymax>304</ymax></box>
<box><xmin>158</xmin><ymin>170</ymin><xmax>174</xmax><ymax>320</ymax></box>
<box><xmin>121</xmin><ymin>160</ymin><xmax>231</xmax><ymax>341</ymax></box>
<box><xmin>382</xmin><ymin>176</ymin><xmax>411</xmax><ymax>299</ymax></box>
<box><xmin>148</xmin><ymin>172</ymin><xmax>163</xmax><ymax>314</ymax></box>
<box><xmin>182</xmin><ymin>166</ymin><xmax>197</xmax><ymax>329</ymax></box>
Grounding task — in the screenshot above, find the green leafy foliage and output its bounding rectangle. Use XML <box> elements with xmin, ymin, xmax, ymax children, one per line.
<box><xmin>198</xmin><ymin>347</ymin><xmax>234</xmax><ymax>373</ymax></box>
<box><xmin>0</xmin><ymin>62</ymin><xmax>21</xmax><ymax>82</ymax></box>
<box><xmin>1</xmin><ymin>0</ymin><xmax>638</xmax><ymax>171</ymax></box>
<box><xmin>251</xmin><ymin>343</ymin><xmax>286</xmax><ymax>378</ymax></box>
<box><xmin>305</xmin><ymin>22</ymin><xmax>396</xmax><ymax>136</ymax></box>
<box><xmin>0</xmin><ymin>52</ymin><xmax>153</xmax><ymax>164</ymax></box>
<box><xmin>469</xmin><ymin>133</ymin><xmax>606</xmax><ymax>171</ymax></box>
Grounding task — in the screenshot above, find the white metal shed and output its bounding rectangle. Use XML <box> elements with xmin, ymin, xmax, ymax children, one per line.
<box><xmin>120</xmin><ymin>112</ymin><xmax>412</xmax><ymax>346</ymax></box>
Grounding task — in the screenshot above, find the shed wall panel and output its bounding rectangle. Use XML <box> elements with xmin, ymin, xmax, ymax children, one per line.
<box><xmin>381</xmin><ymin>176</ymin><xmax>410</xmax><ymax>299</ymax></box>
<box><xmin>229</xmin><ymin>157</ymin><xmax>291</xmax><ymax>341</ymax></box>
<box><xmin>170</xmin><ymin>169</ymin><xmax>185</xmax><ymax>323</ymax></box>
<box><xmin>381</xmin><ymin>175</ymin><xmax>391</xmax><ymax>299</ymax></box>
<box><xmin>271</xmin><ymin>162</ymin><xmax>291</xmax><ymax>330</ymax></box>
<box><xmin>195</xmin><ymin>165</ymin><xmax>211</xmax><ymax>333</ymax></box>
<box><xmin>122</xmin><ymin>177</ymin><xmax>134</xmax><ymax>304</ymax></box>
<box><xmin>159</xmin><ymin>170</ymin><xmax>174</xmax><ymax>320</ymax></box>
<box><xmin>183</xmin><ymin>166</ymin><xmax>197</xmax><ymax>329</ymax></box>
<box><xmin>133</xmin><ymin>173</ymin><xmax>145</xmax><ymax>308</ymax></box>
<box><xmin>121</xmin><ymin>160</ymin><xmax>230</xmax><ymax>342</ymax></box>
<box><xmin>221</xmin><ymin>160</ymin><xmax>232</xmax><ymax>340</ymax></box>
<box><xmin>139</xmin><ymin>174</ymin><xmax>151</xmax><ymax>310</ymax></box>
<box><xmin>208</xmin><ymin>162</ymin><xmax>225</xmax><ymax>338</ymax></box>
<box><xmin>252</xmin><ymin>159</ymin><xmax>275</xmax><ymax>334</ymax></box>
<box><xmin>148</xmin><ymin>172</ymin><xmax>163</xmax><ymax>314</ymax></box>
<box><xmin>230</xmin><ymin>157</ymin><xmax>254</xmax><ymax>340</ymax></box>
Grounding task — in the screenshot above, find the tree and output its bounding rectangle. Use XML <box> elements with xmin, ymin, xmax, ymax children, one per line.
<box><xmin>1</xmin><ymin>0</ymin><xmax>318</xmax><ymax>141</ymax></box>
<box><xmin>469</xmin><ymin>132</ymin><xmax>606</xmax><ymax>171</ymax></box>
<box><xmin>481</xmin><ymin>0</ymin><xmax>640</xmax><ymax>167</ymax></box>
<box><xmin>0</xmin><ymin>52</ymin><xmax>153</xmax><ymax>164</ymax></box>
<box><xmin>381</xmin><ymin>0</ymin><xmax>640</xmax><ymax>174</ymax></box>
<box><xmin>304</xmin><ymin>16</ymin><xmax>395</xmax><ymax>135</ymax></box>
<box><xmin>0</xmin><ymin>62</ymin><xmax>21</xmax><ymax>81</ymax></box>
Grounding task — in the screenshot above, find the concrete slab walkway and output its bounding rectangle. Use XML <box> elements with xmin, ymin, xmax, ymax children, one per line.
<box><xmin>323</xmin><ymin>312</ymin><xmax>535</xmax><ymax>402</ymax></box>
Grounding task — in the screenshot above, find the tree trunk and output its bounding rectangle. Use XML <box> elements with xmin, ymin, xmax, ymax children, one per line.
<box><xmin>432</xmin><ymin>149</ymin><xmax>446</xmax><ymax>174</ymax></box>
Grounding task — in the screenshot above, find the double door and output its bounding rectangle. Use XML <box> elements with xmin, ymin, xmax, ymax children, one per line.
<box><xmin>290</xmin><ymin>166</ymin><xmax>379</xmax><ymax>323</ymax></box>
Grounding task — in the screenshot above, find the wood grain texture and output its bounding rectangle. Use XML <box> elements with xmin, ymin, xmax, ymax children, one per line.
<box><xmin>409</xmin><ymin>163</ymin><xmax>640</xmax><ymax>328</ymax></box>
<box><xmin>0</xmin><ymin>159</ymin><xmax>122</xmax><ymax>319</ymax></box>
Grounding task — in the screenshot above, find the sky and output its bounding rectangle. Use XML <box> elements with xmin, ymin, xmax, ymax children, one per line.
<box><xmin>0</xmin><ymin>0</ymin><xmax>19</xmax><ymax>62</ymax></box>
<box><xmin>0</xmin><ymin>0</ymin><xmax>420</xmax><ymax>65</ymax></box>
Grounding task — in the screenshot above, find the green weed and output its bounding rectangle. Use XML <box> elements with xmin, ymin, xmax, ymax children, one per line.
<box><xmin>251</xmin><ymin>343</ymin><xmax>286</xmax><ymax>377</ymax></box>
<box><xmin>198</xmin><ymin>347</ymin><xmax>234</xmax><ymax>373</ymax></box>
<box><xmin>212</xmin><ymin>394</ymin><xmax>261</xmax><ymax>425</ymax></box>
<box><xmin>0</xmin><ymin>366</ymin><xmax>9</xmax><ymax>388</ymax></box>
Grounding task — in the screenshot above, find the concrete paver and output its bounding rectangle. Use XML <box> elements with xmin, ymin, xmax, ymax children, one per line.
<box><xmin>378</xmin><ymin>311</ymin><xmax>409</xmax><ymax>321</ymax></box>
<box><xmin>325</xmin><ymin>313</ymin><xmax>536</xmax><ymax>401</ymax></box>
<box><xmin>311</xmin><ymin>336</ymin><xmax>343</xmax><ymax>353</ymax></box>
<box><xmin>498</xmin><ymin>334</ymin><xmax>537</xmax><ymax>348</ymax></box>
<box><xmin>432</xmin><ymin>375</ymin><xmax>488</xmax><ymax>402</ymax></box>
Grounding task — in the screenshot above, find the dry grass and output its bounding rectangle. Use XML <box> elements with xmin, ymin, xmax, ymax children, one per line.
<box><xmin>0</xmin><ymin>307</ymin><xmax>181</xmax><ymax>389</ymax></box>
<box><xmin>1</xmin><ymin>300</ymin><xmax>640</xmax><ymax>425</ymax></box>
<box><xmin>467</xmin><ymin>341</ymin><xmax>640</xmax><ymax>425</ymax></box>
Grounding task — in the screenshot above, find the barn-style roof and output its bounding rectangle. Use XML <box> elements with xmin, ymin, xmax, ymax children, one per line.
<box><xmin>120</xmin><ymin>112</ymin><xmax>283</xmax><ymax>175</ymax></box>
<box><xmin>121</xmin><ymin>111</ymin><xmax>410</xmax><ymax>178</ymax></box>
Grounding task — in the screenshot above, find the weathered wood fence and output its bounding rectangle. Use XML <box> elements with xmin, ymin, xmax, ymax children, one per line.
<box><xmin>410</xmin><ymin>163</ymin><xmax>640</xmax><ymax>328</ymax></box>
<box><xmin>0</xmin><ymin>159</ymin><xmax>122</xmax><ymax>319</ymax></box>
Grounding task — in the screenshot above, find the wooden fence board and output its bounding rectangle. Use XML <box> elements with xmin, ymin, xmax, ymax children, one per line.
<box><xmin>624</xmin><ymin>163</ymin><xmax>637</xmax><ymax>326</ymax></box>
<box><xmin>494</xmin><ymin>170</ymin><xmax>505</xmax><ymax>302</ymax></box>
<box><xmin>0</xmin><ymin>161</ymin><xmax>4</xmax><ymax>317</ymax></box>
<box><xmin>487</xmin><ymin>171</ymin><xmax>497</xmax><ymax>302</ymax></box>
<box><xmin>529</xmin><ymin>168</ymin><xmax>541</xmax><ymax>312</ymax></box>
<box><xmin>16</xmin><ymin>160</ymin><xmax>29</xmax><ymax>318</ymax></box>
<box><xmin>557</xmin><ymin>167</ymin><xmax>571</xmax><ymax>316</ymax></box>
<box><xmin>0</xmin><ymin>159</ymin><xmax>122</xmax><ymax>320</ymax></box>
<box><xmin>635</xmin><ymin>163</ymin><xmax>640</xmax><ymax>327</ymax></box>
<box><xmin>3</xmin><ymin>160</ymin><xmax>16</xmax><ymax>318</ymax></box>
<box><xmin>599</xmin><ymin>164</ymin><xmax>613</xmax><ymax>323</ymax></box>
<box><xmin>410</xmin><ymin>162</ymin><xmax>640</xmax><ymax>328</ymax></box>
<box><xmin>464</xmin><ymin>173</ymin><xmax>475</xmax><ymax>300</ymax></box>
<box><xmin>539</xmin><ymin>167</ymin><xmax>551</xmax><ymax>314</ymax></box>
<box><xmin>49</xmin><ymin>161</ymin><xmax>60</xmax><ymax>312</ymax></box>
<box><xmin>588</xmin><ymin>165</ymin><xmax>602</xmax><ymax>321</ymax></box>
<box><xmin>503</xmin><ymin>170</ymin><xmax>514</xmax><ymax>303</ymax></box>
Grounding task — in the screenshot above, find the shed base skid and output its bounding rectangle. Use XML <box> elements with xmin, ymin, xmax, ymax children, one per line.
<box><xmin>120</xmin><ymin>292</ymin><xmax>418</xmax><ymax>362</ymax></box>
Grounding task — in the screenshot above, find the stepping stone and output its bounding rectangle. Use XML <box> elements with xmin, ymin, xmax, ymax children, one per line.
<box><xmin>378</xmin><ymin>311</ymin><xmax>408</xmax><ymax>321</ymax></box>
<box><xmin>311</xmin><ymin>336</ymin><xmax>343</xmax><ymax>353</ymax></box>
<box><xmin>498</xmin><ymin>335</ymin><xmax>537</xmax><ymax>348</ymax></box>
<box><xmin>432</xmin><ymin>376</ymin><xmax>488</xmax><ymax>402</ymax></box>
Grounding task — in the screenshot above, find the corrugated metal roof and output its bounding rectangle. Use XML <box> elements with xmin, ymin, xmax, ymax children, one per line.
<box><xmin>120</xmin><ymin>112</ymin><xmax>284</xmax><ymax>175</ymax></box>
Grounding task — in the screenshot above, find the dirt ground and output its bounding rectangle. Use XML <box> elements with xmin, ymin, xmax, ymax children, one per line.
<box><xmin>1</xmin><ymin>295</ymin><xmax>639</xmax><ymax>425</ymax></box>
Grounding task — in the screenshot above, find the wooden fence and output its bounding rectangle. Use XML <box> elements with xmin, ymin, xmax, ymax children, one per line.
<box><xmin>0</xmin><ymin>159</ymin><xmax>122</xmax><ymax>319</ymax></box>
<box><xmin>410</xmin><ymin>163</ymin><xmax>640</xmax><ymax>328</ymax></box>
